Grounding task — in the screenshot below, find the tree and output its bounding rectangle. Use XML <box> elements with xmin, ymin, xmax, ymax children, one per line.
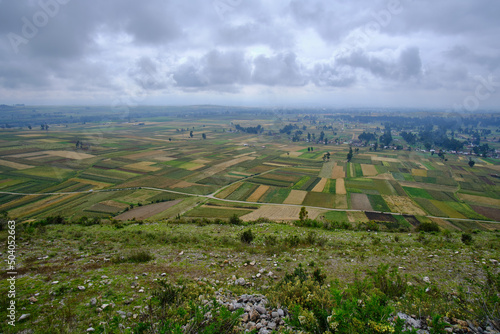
<box><xmin>374</xmin><ymin>142</ymin><xmax>378</xmax><ymax>151</ymax></box>
<box><xmin>202</xmin><ymin>133</ymin><xmax>206</xmax><ymax>140</ymax></box>
<box><xmin>468</xmin><ymin>159</ymin><xmax>475</xmax><ymax>168</ymax></box>
<box><xmin>189</xmin><ymin>131</ymin><xmax>193</xmax><ymax>138</ymax></box>
<box><xmin>299</xmin><ymin>207</ymin><xmax>308</xmax><ymax>221</ymax></box>
<box><xmin>347</xmin><ymin>146</ymin><xmax>353</xmax><ymax>162</ymax></box>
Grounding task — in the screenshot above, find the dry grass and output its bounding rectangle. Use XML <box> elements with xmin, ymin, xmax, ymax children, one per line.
<box><xmin>215</xmin><ymin>182</ymin><xmax>242</xmax><ymax>199</ymax></box>
<box><xmin>371</xmin><ymin>156</ymin><xmax>400</xmax><ymax>163</ymax></box>
<box><xmin>283</xmin><ymin>189</ymin><xmax>307</xmax><ymax>205</ymax></box>
<box><xmin>311</xmin><ymin>178</ymin><xmax>327</xmax><ymax>192</ymax></box>
<box><xmin>189</xmin><ymin>156</ymin><xmax>254</xmax><ymax>182</ymax></box>
<box><xmin>319</xmin><ymin>161</ymin><xmax>335</xmax><ymax>178</ymax></box>
<box><xmin>334</xmin><ymin>194</ymin><xmax>348</xmax><ymax>209</ymax></box>
<box><xmin>347</xmin><ymin>211</ymin><xmax>369</xmax><ymax>223</ymax></box>
<box><xmin>122</xmin><ymin>150</ymin><xmax>167</xmax><ymax>160</ymax></box>
<box><xmin>382</xmin><ymin>195</ymin><xmax>426</xmax><ymax>215</ymax></box>
<box><xmin>0</xmin><ymin>159</ymin><xmax>33</xmax><ymax>170</ymax></box>
<box><xmin>458</xmin><ymin>193</ymin><xmax>500</xmax><ymax>207</ymax></box>
<box><xmin>335</xmin><ymin>178</ymin><xmax>346</xmax><ymax>195</ymax></box>
<box><xmin>114</xmin><ymin>199</ymin><xmax>182</xmax><ymax>220</ymax></box>
<box><xmin>172</xmin><ymin>180</ymin><xmax>200</xmax><ymax>189</ymax></box>
<box><xmin>240</xmin><ymin>204</ymin><xmax>322</xmax><ymax>221</ymax></box>
<box><xmin>246</xmin><ymin>185</ymin><xmax>270</xmax><ymax>202</ymax></box>
<box><xmin>44</xmin><ymin>150</ymin><xmax>95</xmax><ymax>160</ymax></box>
<box><xmin>361</xmin><ymin>164</ymin><xmax>378</xmax><ymax>176</ymax></box>
<box><xmin>69</xmin><ymin>178</ymin><xmax>111</xmax><ymax>189</ymax></box>
<box><xmin>124</xmin><ymin>161</ymin><xmax>161</xmax><ymax>172</ymax></box>
<box><xmin>411</xmin><ymin>168</ymin><xmax>427</xmax><ymax>177</ymax></box>
<box><xmin>331</xmin><ymin>164</ymin><xmax>345</xmax><ymax>179</ymax></box>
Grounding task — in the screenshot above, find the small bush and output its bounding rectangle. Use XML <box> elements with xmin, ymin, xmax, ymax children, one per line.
<box><xmin>240</xmin><ymin>229</ymin><xmax>254</xmax><ymax>244</ymax></box>
<box><xmin>115</xmin><ymin>250</ymin><xmax>154</xmax><ymax>263</ymax></box>
<box><xmin>229</xmin><ymin>214</ymin><xmax>242</xmax><ymax>225</ymax></box>
<box><xmin>461</xmin><ymin>233</ymin><xmax>473</xmax><ymax>245</ymax></box>
<box><xmin>416</xmin><ymin>222</ymin><xmax>440</xmax><ymax>232</ymax></box>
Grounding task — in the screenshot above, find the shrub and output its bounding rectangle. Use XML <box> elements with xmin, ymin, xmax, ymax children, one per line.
<box><xmin>240</xmin><ymin>229</ymin><xmax>254</xmax><ymax>244</ymax></box>
<box><xmin>229</xmin><ymin>214</ymin><xmax>242</xmax><ymax>225</ymax></box>
<box><xmin>461</xmin><ymin>233</ymin><xmax>473</xmax><ymax>245</ymax></box>
<box><xmin>115</xmin><ymin>250</ymin><xmax>154</xmax><ymax>263</ymax></box>
<box><xmin>416</xmin><ymin>222</ymin><xmax>440</xmax><ymax>232</ymax></box>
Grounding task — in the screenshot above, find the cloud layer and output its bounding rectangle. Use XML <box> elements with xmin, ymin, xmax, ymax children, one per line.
<box><xmin>0</xmin><ymin>0</ymin><xmax>499</xmax><ymax>109</ymax></box>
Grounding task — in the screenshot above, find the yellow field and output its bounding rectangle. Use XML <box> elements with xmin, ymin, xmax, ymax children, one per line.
<box><xmin>0</xmin><ymin>159</ymin><xmax>33</xmax><ymax>170</ymax></box>
<box><xmin>44</xmin><ymin>150</ymin><xmax>95</xmax><ymax>160</ymax></box>
<box><xmin>263</xmin><ymin>162</ymin><xmax>290</xmax><ymax>167</ymax></box>
<box><xmin>371</xmin><ymin>156</ymin><xmax>400</xmax><ymax>163</ymax></box>
<box><xmin>282</xmin><ymin>152</ymin><xmax>302</xmax><ymax>157</ymax></box>
<box><xmin>192</xmin><ymin>159</ymin><xmax>211</xmax><ymax>164</ymax></box>
<box><xmin>246</xmin><ymin>185</ymin><xmax>270</xmax><ymax>202</ymax></box>
<box><xmin>458</xmin><ymin>193</ymin><xmax>500</xmax><ymax>207</ymax></box>
<box><xmin>241</xmin><ymin>205</ymin><xmax>322</xmax><ymax>221</ymax></box>
<box><xmin>215</xmin><ymin>182</ymin><xmax>242</xmax><ymax>199</ymax></box>
<box><xmin>283</xmin><ymin>190</ymin><xmax>308</xmax><ymax>205</ymax></box>
<box><xmin>124</xmin><ymin>161</ymin><xmax>161</xmax><ymax>172</ymax></box>
<box><xmin>411</xmin><ymin>169</ymin><xmax>427</xmax><ymax>177</ymax></box>
<box><xmin>8</xmin><ymin>152</ymin><xmax>46</xmax><ymax>158</ymax></box>
<box><xmin>154</xmin><ymin>156</ymin><xmax>176</xmax><ymax>161</ymax></box>
<box><xmin>331</xmin><ymin>164</ymin><xmax>345</xmax><ymax>179</ymax></box>
<box><xmin>361</xmin><ymin>164</ymin><xmax>378</xmax><ymax>176</ymax></box>
<box><xmin>382</xmin><ymin>195</ymin><xmax>427</xmax><ymax>215</ymax></box>
<box><xmin>336</xmin><ymin>178</ymin><xmax>346</xmax><ymax>195</ymax></box>
<box><xmin>311</xmin><ymin>178</ymin><xmax>327</xmax><ymax>192</ymax></box>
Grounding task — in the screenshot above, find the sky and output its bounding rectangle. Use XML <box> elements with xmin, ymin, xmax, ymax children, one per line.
<box><xmin>0</xmin><ymin>0</ymin><xmax>499</xmax><ymax>111</ymax></box>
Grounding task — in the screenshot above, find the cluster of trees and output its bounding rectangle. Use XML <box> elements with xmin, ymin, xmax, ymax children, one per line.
<box><xmin>234</xmin><ymin>124</ymin><xmax>264</xmax><ymax>134</ymax></box>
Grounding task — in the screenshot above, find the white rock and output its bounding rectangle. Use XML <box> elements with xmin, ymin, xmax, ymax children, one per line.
<box><xmin>19</xmin><ymin>314</ymin><xmax>30</xmax><ymax>321</ymax></box>
<box><xmin>52</xmin><ymin>281</ymin><xmax>59</xmax><ymax>284</ymax></box>
<box><xmin>423</xmin><ymin>276</ymin><xmax>431</xmax><ymax>284</ymax></box>
<box><xmin>87</xmin><ymin>327</ymin><xmax>95</xmax><ymax>332</ymax></box>
<box><xmin>102</xmin><ymin>304</ymin><xmax>109</xmax><ymax>309</ymax></box>
<box><xmin>179</xmin><ymin>251</ymin><xmax>184</xmax><ymax>256</ymax></box>
<box><xmin>78</xmin><ymin>286</ymin><xmax>86</xmax><ymax>291</ymax></box>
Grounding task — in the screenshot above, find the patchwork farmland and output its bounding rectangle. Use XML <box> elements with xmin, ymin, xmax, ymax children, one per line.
<box><xmin>0</xmin><ymin>107</ymin><xmax>499</xmax><ymax>232</ymax></box>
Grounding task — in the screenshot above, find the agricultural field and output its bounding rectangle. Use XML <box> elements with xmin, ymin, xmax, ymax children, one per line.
<box><xmin>0</xmin><ymin>107</ymin><xmax>498</xmax><ymax>231</ymax></box>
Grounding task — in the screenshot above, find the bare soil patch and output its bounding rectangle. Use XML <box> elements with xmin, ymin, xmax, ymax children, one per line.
<box><xmin>470</xmin><ymin>205</ymin><xmax>500</xmax><ymax>220</ymax></box>
<box><xmin>412</xmin><ymin>169</ymin><xmax>427</xmax><ymax>177</ymax></box>
<box><xmin>365</xmin><ymin>212</ymin><xmax>397</xmax><ymax>222</ymax></box>
<box><xmin>350</xmin><ymin>193</ymin><xmax>373</xmax><ymax>211</ymax></box>
<box><xmin>115</xmin><ymin>199</ymin><xmax>182</xmax><ymax>220</ymax></box>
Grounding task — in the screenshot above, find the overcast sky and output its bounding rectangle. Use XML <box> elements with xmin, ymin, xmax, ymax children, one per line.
<box><xmin>1</xmin><ymin>0</ymin><xmax>499</xmax><ymax>110</ymax></box>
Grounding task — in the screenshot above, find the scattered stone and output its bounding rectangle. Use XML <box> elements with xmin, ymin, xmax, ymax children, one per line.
<box><xmin>423</xmin><ymin>276</ymin><xmax>431</xmax><ymax>284</ymax></box>
<box><xmin>28</xmin><ymin>296</ymin><xmax>37</xmax><ymax>303</ymax></box>
<box><xmin>179</xmin><ymin>251</ymin><xmax>184</xmax><ymax>256</ymax></box>
<box><xmin>52</xmin><ymin>281</ymin><xmax>59</xmax><ymax>284</ymax></box>
<box><xmin>78</xmin><ymin>286</ymin><xmax>86</xmax><ymax>291</ymax></box>
<box><xmin>86</xmin><ymin>327</ymin><xmax>95</xmax><ymax>332</ymax></box>
<box><xmin>102</xmin><ymin>304</ymin><xmax>109</xmax><ymax>310</ymax></box>
<box><xmin>161</xmin><ymin>273</ymin><xmax>167</xmax><ymax>276</ymax></box>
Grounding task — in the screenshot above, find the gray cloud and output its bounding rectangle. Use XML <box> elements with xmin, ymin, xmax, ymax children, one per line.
<box><xmin>0</xmin><ymin>0</ymin><xmax>498</xmax><ymax>108</ymax></box>
<box><xmin>252</xmin><ymin>52</ymin><xmax>307</xmax><ymax>86</ymax></box>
